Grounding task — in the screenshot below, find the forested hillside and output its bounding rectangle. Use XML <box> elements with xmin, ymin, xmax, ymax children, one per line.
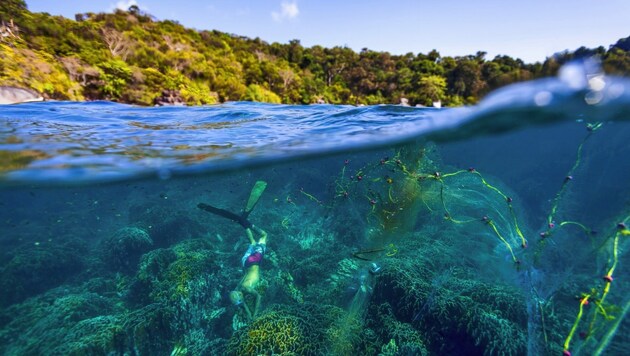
<box><xmin>1</xmin><ymin>0</ymin><xmax>629</xmax><ymax>106</ymax></box>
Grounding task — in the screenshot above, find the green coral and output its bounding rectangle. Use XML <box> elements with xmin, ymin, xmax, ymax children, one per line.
<box><xmin>379</xmin><ymin>339</ymin><xmax>398</xmax><ymax>356</ymax></box>
<box><xmin>126</xmin><ymin>238</ymin><xmax>229</xmax><ymax>354</ymax></box>
<box><xmin>226</xmin><ymin>303</ymin><xmax>344</xmax><ymax>355</ymax></box>
<box><xmin>228</xmin><ymin>310</ymin><xmax>309</xmax><ymax>355</ymax></box>
<box><xmin>371</xmin><ymin>250</ymin><xmax>527</xmax><ymax>355</ymax></box>
<box><xmin>278</xmin><ymin>271</ymin><xmax>304</xmax><ymax>303</ymax></box>
<box><xmin>329</xmin><ymin>258</ymin><xmax>360</xmax><ymax>287</ymax></box>
<box><xmin>132</xmin><ymin>239</ymin><xmax>222</xmax><ymax>304</ymax></box>
<box><xmin>368</xmin><ymin>303</ymin><xmax>428</xmax><ymax>356</ymax></box>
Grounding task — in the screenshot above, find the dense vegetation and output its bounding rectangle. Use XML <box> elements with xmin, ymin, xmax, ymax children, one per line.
<box><xmin>1</xmin><ymin>0</ymin><xmax>629</xmax><ymax>106</ymax></box>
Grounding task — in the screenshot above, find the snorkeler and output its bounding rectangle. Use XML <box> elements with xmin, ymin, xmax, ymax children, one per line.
<box><xmin>198</xmin><ymin>180</ymin><xmax>268</xmax><ymax>320</ymax></box>
<box><xmin>230</xmin><ymin>224</ymin><xmax>267</xmax><ymax>320</ymax></box>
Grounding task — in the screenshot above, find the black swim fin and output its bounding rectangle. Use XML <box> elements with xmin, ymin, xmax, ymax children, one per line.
<box><xmin>197</xmin><ymin>203</ymin><xmax>252</xmax><ymax>228</ymax></box>
<box><xmin>198</xmin><ymin>180</ymin><xmax>266</xmax><ymax>229</ymax></box>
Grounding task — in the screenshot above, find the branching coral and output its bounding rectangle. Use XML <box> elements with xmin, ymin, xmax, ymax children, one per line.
<box><xmin>371</xmin><ymin>251</ymin><xmax>528</xmax><ymax>355</ymax></box>
<box><xmin>368</xmin><ymin>303</ymin><xmax>428</xmax><ymax>356</ymax></box>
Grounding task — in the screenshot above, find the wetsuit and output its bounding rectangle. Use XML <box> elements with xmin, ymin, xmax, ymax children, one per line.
<box><xmin>242</xmin><ymin>243</ymin><xmax>266</xmax><ymax>268</ymax></box>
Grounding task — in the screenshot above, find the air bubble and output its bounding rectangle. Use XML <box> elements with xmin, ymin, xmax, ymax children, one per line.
<box><xmin>585</xmin><ymin>91</ymin><xmax>603</xmax><ymax>105</ymax></box>
<box><xmin>588</xmin><ymin>75</ymin><xmax>606</xmax><ymax>91</ymax></box>
<box><xmin>534</xmin><ymin>91</ymin><xmax>552</xmax><ymax>106</ymax></box>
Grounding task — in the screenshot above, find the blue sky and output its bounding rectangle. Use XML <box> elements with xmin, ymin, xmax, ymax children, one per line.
<box><xmin>25</xmin><ymin>0</ymin><xmax>630</xmax><ymax>63</ymax></box>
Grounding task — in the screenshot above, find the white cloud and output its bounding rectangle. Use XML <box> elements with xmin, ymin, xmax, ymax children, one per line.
<box><xmin>109</xmin><ymin>0</ymin><xmax>149</xmax><ymax>14</ymax></box>
<box><xmin>114</xmin><ymin>0</ymin><xmax>139</xmax><ymax>11</ymax></box>
<box><xmin>272</xmin><ymin>1</ymin><xmax>299</xmax><ymax>22</ymax></box>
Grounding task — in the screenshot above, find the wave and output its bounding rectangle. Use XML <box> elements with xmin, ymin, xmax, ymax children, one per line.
<box><xmin>1</xmin><ymin>61</ymin><xmax>629</xmax><ymax>185</ymax></box>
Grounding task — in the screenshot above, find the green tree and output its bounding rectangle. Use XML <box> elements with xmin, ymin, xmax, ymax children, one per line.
<box><xmin>611</xmin><ymin>36</ymin><xmax>630</xmax><ymax>51</ymax></box>
<box><xmin>447</xmin><ymin>58</ymin><xmax>484</xmax><ymax>103</ymax></box>
<box><xmin>417</xmin><ymin>75</ymin><xmax>446</xmax><ymax>106</ymax></box>
<box><xmin>0</xmin><ymin>0</ymin><xmax>27</xmax><ymax>21</ymax></box>
<box><xmin>243</xmin><ymin>84</ymin><xmax>281</xmax><ymax>103</ymax></box>
<box><xmin>603</xmin><ymin>47</ymin><xmax>630</xmax><ymax>75</ymax></box>
<box><xmin>98</xmin><ymin>59</ymin><xmax>132</xmax><ymax>99</ymax></box>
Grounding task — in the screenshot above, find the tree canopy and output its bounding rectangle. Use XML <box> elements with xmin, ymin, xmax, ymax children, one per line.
<box><xmin>1</xmin><ymin>3</ymin><xmax>628</xmax><ymax>106</ymax></box>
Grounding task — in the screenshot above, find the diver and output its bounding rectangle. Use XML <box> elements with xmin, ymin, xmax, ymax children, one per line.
<box><xmin>198</xmin><ymin>180</ymin><xmax>268</xmax><ymax>321</ymax></box>
<box><xmin>229</xmin><ymin>224</ymin><xmax>267</xmax><ymax>320</ymax></box>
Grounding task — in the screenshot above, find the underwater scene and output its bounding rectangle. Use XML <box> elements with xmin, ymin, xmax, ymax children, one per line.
<box><xmin>1</xmin><ymin>63</ymin><xmax>630</xmax><ymax>355</ymax></box>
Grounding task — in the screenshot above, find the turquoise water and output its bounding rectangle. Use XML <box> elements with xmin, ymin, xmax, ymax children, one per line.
<box><xmin>1</xmin><ymin>63</ymin><xmax>629</xmax><ymax>355</ymax></box>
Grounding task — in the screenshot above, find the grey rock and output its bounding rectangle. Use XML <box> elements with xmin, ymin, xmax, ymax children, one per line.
<box><xmin>0</xmin><ymin>86</ymin><xmax>44</xmax><ymax>104</ymax></box>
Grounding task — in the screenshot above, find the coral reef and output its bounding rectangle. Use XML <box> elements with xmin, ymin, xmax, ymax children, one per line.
<box><xmin>226</xmin><ymin>303</ymin><xmax>346</xmax><ymax>355</ymax></box>
<box><xmin>371</xmin><ymin>253</ymin><xmax>528</xmax><ymax>355</ymax></box>
<box><xmin>0</xmin><ymin>288</ymin><xmax>120</xmax><ymax>355</ymax></box>
<box><xmin>0</xmin><ymin>240</ymin><xmax>86</xmax><ymax>307</ymax></box>
<box><xmin>368</xmin><ymin>303</ymin><xmax>429</xmax><ymax>356</ymax></box>
<box><xmin>120</xmin><ymin>303</ymin><xmax>176</xmax><ymax>354</ymax></box>
<box><xmin>3</xmin><ymin>130</ymin><xmax>627</xmax><ymax>355</ymax></box>
<box><xmin>101</xmin><ymin>226</ymin><xmax>153</xmax><ymax>273</ymax></box>
<box><xmin>0</xmin><ymin>239</ymin><xmax>225</xmax><ymax>355</ymax></box>
<box><xmin>52</xmin><ymin>315</ymin><xmax>125</xmax><ymax>355</ymax></box>
<box><xmin>127</xmin><ymin>238</ymin><xmax>233</xmax><ymax>353</ymax></box>
<box><xmin>0</xmin><ymin>292</ymin><xmax>177</xmax><ymax>355</ymax></box>
<box><xmin>130</xmin><ymin>239</ymin><xmax>225</xmax><ymax>304</ymax></box>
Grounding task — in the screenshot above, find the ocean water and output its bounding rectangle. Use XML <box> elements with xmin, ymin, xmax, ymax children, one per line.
<box><xmin>1</xmin><ymin>62</ymin><xmax>629</xmax><ymax>355</ymax></box>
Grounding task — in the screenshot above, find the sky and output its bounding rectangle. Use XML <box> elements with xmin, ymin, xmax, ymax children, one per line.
<box><xmin>25</xmin><ymin>0</ymin><xmax>630</xmax><ymax>63</ymax></box>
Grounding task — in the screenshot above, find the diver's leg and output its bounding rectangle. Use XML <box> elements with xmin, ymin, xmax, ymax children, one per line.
<box><xmin>252</xmin><ymin>291</ymin><xmax>261</xmax><ymax>317</ymax></box>
<box><xmin>252</xmin><ymin>225</ymin><xmax>267</xmax><ymax>244</ymax></box>
<box><xmin>241</xmin><ymin>300</ymin><xmax>253</xmax><ymax>321</ymax></box>
<box><xmin>245</xmin><ymin>228</ymin><xmax>256</xmax><ymax>245</ymax></box>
